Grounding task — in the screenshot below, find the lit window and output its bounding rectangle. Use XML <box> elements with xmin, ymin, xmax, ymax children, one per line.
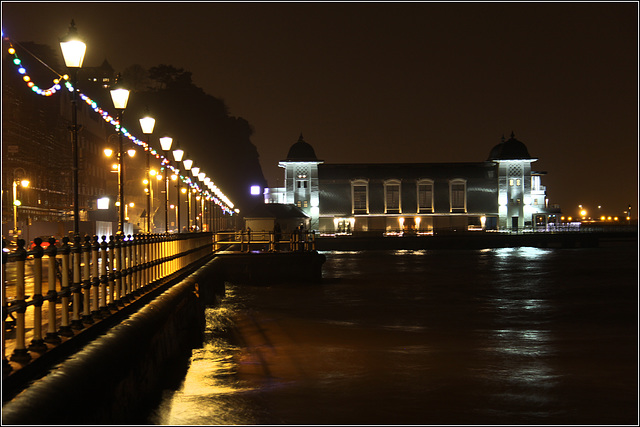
<box><xmin>417</xmin><ymin>180</ymin><xmax>433</xmax><ymax>213</ymax></box>
<box><xmin>450</xmin><ymin>179</ymin><xmax>466</xmax><ymax>212</ymax></box>
<box><xmin>384</xmin><ymin>180</ymin><xmax>401</xmax><ymax>213</ymax></box>
<box><xmin>516</xmin><ymin>179</ymin><xmax>521</xmax><ymax>186</ymax></box>
<box><xmin>352</xmin><ymin>180</ymin><xmax>368</xmax><ymax>213</ymax></box>
<box><xmin>509</xmin><ymin>179</ymin><xmax>514</xmax><ymax>186</ymax></box>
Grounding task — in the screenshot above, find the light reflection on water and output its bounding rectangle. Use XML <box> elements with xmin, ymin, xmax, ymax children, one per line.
<box><xmin>150</xmin><ymin>245</ymin><xmax>637</xmax><ymax>425</ymax></box>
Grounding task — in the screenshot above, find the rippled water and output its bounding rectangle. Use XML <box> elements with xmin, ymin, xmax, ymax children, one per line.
<box><xmin>149</xmin><ymin>245</ymin><xmax>638</xmax><ymax>425</ymax></box>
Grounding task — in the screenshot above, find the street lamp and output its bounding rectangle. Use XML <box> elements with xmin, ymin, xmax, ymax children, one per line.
<box><xmin>159</xmin><ymin>137</ymin><xmax>173</xmax><ymax>233</ymax></box>
<box><xmin>189</xmin><ymin>166</ymin><xmax>200</xmax><ymax>231</ymax></box>
<box><xmin>12</xmin><ymin>170</ymin><xmax>30</xmax><ymax>241</ymax></box>
<box><xmin>109</xmin><ymin>74</ymin><xmax>131</xmax><ymax>233</ymax></box>
<box><xmin>180</xmin><ymin>158</ymin><xmax>193</xmax><ymax>233</ymax></box>
<box><xmin>59</xmin><ymin>20</ymin><xmax>86</xmax><ymax>236</ymax></box>
<box><xmin>172</xmin><ymin>147</ymin><xmax>184</xmax><ymax>233</ymax></box>
<box><xmin>139</xmin><ymin>113</ymin><xmax>155</xmax><ymax>233</ymax></box>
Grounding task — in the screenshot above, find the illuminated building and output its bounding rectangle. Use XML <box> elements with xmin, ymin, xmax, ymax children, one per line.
<box><xmin>265</xmin><ymin>133</ymin><xmax>561</xmax><ymax>234</ymax></box>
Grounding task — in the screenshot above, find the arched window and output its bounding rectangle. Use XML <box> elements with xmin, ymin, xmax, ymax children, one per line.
<box><xmin>449</xmin><ymin>179</ymin><xmax>467</xmax><ymax>212</ymax></box>
<box><xmin>417</xmin><ymin>179</ymin><xmax>433</xmax><ymax>213</ymax></box>
<box><xmin>384</xmin><ymin>179</ymin><xmax>401</xmax><ymax>213</ymax></box>
<box><xmin>351</xmin><ymin>179</ymin><xmax>369</xmax><ymax>214</ymax></box>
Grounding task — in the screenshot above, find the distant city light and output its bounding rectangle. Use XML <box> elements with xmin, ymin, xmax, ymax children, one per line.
<box><xmin>250</xmin><ymin>185</ymin><xmax>261</xmax><ymax>195</ymax></box>
<box><xmin>97</xmin><ymin>197</ymin><xmax>109</xmax><ymax>209</ymax></box>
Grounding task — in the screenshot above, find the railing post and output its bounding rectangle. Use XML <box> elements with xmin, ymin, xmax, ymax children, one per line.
<box><xmin>172</xmin><ymin>234</ymin><xmax>177</xmax><ymax>273</ymax></box>
<box><xmin>81</xmin><ymin>235</ymin><xmax>93</xmax><ymax>325</ymax></box>
<box><xmin>2</xmin><ymin>240</ymin><xmax>11</xmax><ymax>374</ymax></box>
<box><xmin>131</xmin><ymin>234</ymin><xmax>139</xmax><ymax>295</ymax></box>
<box><xmin>70</xmin><ymin>235</ymin><xmax>84</xmax><ymax>330</ymax></box>
<box><xmin>149</xmin><ymin>234</ymin><xmax>156</xmax><ymax>282</ymax></box>
<box><xmin>27</xmin><ymin>238</ymin><xmax>46</xmax><ymax>352</ymax></box>
<box><xmin>140</xmin><ymin>234</ymin><xmax>147</xmax><ymax>289</ymax></box>
<box><xmin>123</xmin><ymin>235</ymin><xmax>132</xmax><ymax>301</ymax></box>
<box><xmin>10</xmin><ymin>239</ymin><xmax>30</xmax><ymax>363</ymax></box>
<box><xmin>99</xmin><ymin>235</ymin><xmax>110</xmax><ymax>315</ymax></box>
<box><xmin>136</xmin><ymin>234</ymin><xmax>142</xmax><ymax>290</ymax></box>
<box><xmin>153</xmin><ymin>234</ymin><xmax>162</xmax><ymax>280</ymax></box>
<box><xmin>114</xmin><ymin>234</ymin><xmax>123</xmax><ymax>306</ymax></box>
<box><xmin>176</xmin><ymin>234</ymin><xmax>182</xmax><ymax>271</ymax></box>
<box><xmin>168</xmin><ymin>234</ymin><xmax>174</xmax><ymax>274</ymax></box>
<box><xmin>136</xmin><ymin>234</ymin><xmax>142</xmax><ymax>292</ymax></box>
<box><xmin>107</xmin><ymin>235</ymin><xmax>116</xmax><ymax>309</ymax></box>
<box><xmin>58</xmin><ymin>237</ymin><xmax>73</xmax><ymax>336</ymax></box>
<box><xmin>90</xmin><ymin>235</ymin><xmax>101</xmax><ymax>319</ymax></box>
<box><xmin>44</xmin><ymin>237</ymin><xmax>61</xmax><ymax>344</ymax></box>
<box><xmin>160</xmin><ymin>234</ymin><xmax>166</xmax><ymax>279</ymax></box>
<box><xmin>148</xmin><ymin>234</ymin><xmax>154</xmax><ymax>286</ymax></box>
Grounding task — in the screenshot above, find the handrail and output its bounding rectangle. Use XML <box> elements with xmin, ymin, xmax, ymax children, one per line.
<box><xmin>213</xmin><ymin>230</ymin><xmax>317</xmax><ymax>252</ymax></box>
<box><xmin>2</xmin><ymin>232</ymin><xmax>214</xmax><ymax>376</ymax></box>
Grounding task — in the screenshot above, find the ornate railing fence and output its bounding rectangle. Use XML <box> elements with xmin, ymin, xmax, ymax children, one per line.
<box><xmin>2</xmin><ymin>232</ymin><xmax>214</xmax><ymax>376</ymax></box>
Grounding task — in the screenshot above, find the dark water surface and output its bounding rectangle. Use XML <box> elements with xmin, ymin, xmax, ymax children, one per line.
<box><xmin>150</xmin><ymin>245</ymin><xmax>638</xmax><ymax>425</ymax></box>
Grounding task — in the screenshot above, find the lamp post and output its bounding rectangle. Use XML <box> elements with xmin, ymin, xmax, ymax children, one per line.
<box><xmin>12</xmin><ymin>169</ymin><xmax>30</xmax><ymax>242</ymax></box>
<box><xmin>110</xmin><ymin>74</ymin><xmax>131</xmax><ymax>234</ymax></box>
<box><xmin>139</xmin><ymin>114</ymin><xmax>155</xmax><ymax>234</ymax></box>
<box><xmin>172</xmin><ymin>147</ymin><xmax>184</xmax><ymax>233</ymax></box>
<box><xmin>190</xmin><ymin>166</ymin><xmax>200</xmax><ymax>232</ymax></box>
<box><xmin>159</xmin><ymin>137</ymin><xmax>173</xmax><ymax>233</ymax></box>
<box><xmin>197</xmin><ymin>172</ymin><xmax>206</xmax><ymax>231</ymax></box>
<box><xmin>181</xmin><ymin>158</ymin><xmax>193</xmax><ymax>233</ymax></box>
<box><xmin>59</xmin><ymin>20</ymin><xmax>86</xmax><ymax>236</ymax></box>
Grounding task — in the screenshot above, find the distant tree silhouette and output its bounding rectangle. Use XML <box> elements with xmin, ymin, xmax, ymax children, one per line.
<box><xmin>148</xmin><ymin>64</ymin><xmax>192</xmax><ymax>90</ymax></box>
<box><xmin>121</xmin><ymin>63</ymin><xmax>266</xmax><ymax>213</ymax></box>
<box><xmin>122</xmin><ymin>64</ymin><xmax>149</xmax><ymax>93</ymax></box>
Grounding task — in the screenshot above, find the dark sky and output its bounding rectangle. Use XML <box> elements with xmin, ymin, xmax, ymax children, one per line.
<box><xmin>2</xmin><ymin>2</ymin><xmax>638</xmax><ymax>218</ymax></box>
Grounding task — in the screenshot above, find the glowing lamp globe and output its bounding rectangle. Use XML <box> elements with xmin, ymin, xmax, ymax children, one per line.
<box><xmin>139</xmin><ymin>116</ymin><xmax>155</xmax><ymax>134</ymax></box>
<box><xmin>191</xmin><ymin>167</ymin><xmax>200</xmax><ymax>176</ymax></box>
<box><xmin>172</xmin><ymin>149</ymin><xmax>184</xmax><ymax>162</ymax></box>
<box><xmin>110</xmin><ymin>87</ymin><xmax>130</xmax><ymax>110</ymax></box>
<box><xmin>159</xmin><ymin>137</ymin><xmax>173</xmax><ymax>151</ymax></box>
<box><xmin>59</xmin><ymin>20</ymin><xmax>86</xmax><ymax>68</ymax></box>
<box><xmin>182</xmin><ymin>159</ymin><xmax>193</xmax><ymax>170</ymax></box>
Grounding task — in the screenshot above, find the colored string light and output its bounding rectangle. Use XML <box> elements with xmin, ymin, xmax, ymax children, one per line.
<box><xmin>5</xmin><ymin>35</ymin><xmax>235</xmax><ymax>214</ymax></box>
<box><xmin>7</xmin><ymin>43</ymin><xmax>64</xmax><ymax>96</ymax></box>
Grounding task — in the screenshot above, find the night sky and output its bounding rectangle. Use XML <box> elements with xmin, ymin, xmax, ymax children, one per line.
<box><xmin>2</xmin><ymin>2</ymin><xmax>637</xmax><ymax>218</ymax></box>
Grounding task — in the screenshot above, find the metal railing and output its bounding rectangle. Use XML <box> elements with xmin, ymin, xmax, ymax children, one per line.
<box><xmin>214</xmin><ymin>230</ymin><xmax>317</xmax><ymax>252</ymax></box>
<box><xmin>2</xmin><ymin>232</ymin><xmax>214</xmax><ymax>375</ymax></box>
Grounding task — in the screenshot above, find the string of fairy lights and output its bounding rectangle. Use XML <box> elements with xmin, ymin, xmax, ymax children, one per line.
<box><xmin>5</xmin><ymin>36</ymin><xmax>236</xmax><ymax>215</ymax></box>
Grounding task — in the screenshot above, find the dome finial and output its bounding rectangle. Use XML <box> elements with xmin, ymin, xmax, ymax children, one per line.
<box><xmin>298</xmin><ymin>133</ymin><xmax>304</xmax><ymax>142</ymax></box>
<box><xmin>510</xmin><ymin>131</ymin><xmax>515</xmax><ymax>139</ymax></box>
<box><xmin>501</xmin><ymin>134</ymin><xmax>505</xmax><ymax>143</ymax></box>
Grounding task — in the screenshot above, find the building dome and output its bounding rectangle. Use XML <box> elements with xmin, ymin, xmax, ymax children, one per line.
<box><xmin>284</xmin><ymin>134</ymin><xmax>318</xmax><ymax>161</ymax></box>
<box><xmin>487</xmin><ymin>132</ymin><xmax>535</xmax><ymax>161</ymax></box>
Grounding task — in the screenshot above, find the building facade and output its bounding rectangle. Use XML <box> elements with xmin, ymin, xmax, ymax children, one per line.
<box><xmin>265</xmin><ymin>133</ymin><xmax>560</xmax><ymax>234</ymax></box>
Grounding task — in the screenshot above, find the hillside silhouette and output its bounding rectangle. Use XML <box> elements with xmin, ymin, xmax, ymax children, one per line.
<box><xmin>121</xmin><ymin>64</ymin><xmax>266</xmax><ymax>213</ymax></box>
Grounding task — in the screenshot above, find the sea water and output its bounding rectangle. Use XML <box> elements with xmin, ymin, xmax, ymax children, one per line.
<box><xmin>149</xmin><ymin>244</ymin><xmax>638</xmax><ymax>425</ymax></box>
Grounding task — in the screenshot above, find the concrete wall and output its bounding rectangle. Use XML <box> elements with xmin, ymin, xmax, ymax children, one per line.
<box><xmin>2</xmin><ymin>258</ymin><xmax>224</xmax><ymax>425</ymax></box>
